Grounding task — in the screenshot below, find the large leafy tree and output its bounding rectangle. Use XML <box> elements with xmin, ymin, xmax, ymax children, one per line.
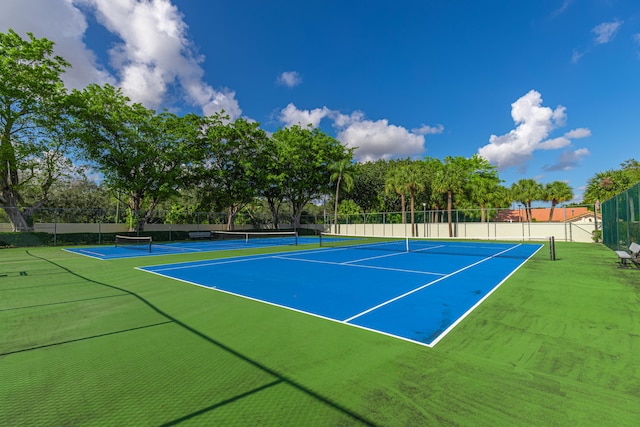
<box><xmin>544</xmin><ymin>181</ymin><xmax>573</xmax><ymax>221</ymax></box>
<box><xmin>0</xmin><ymin>29</ymin><xmax>72</xmax><ymax>230</ymax></box>
<box><xmin>257</xmin><ymin>136</ymin><xmax>287</xmax><ymax>229</ymax></box>
<box><xmin>68</xmin><ymin>84</ymin><xmax>196</xmax><ymax>231</ymax></box>
<box><xmin>349</xmin><ymin>159</ymin><xmax>403</xmax><ymax>213</ymax></box>
<box><xmin>272</xmin><ymin>125</ymin><xmax>351</xmax><ymax>229</ymax></box>
<box><xmin>329</xmin><ymin>159</ymin><xmax>355</xmax><ymax>233</ymax></box>
<box><xmin>194</xmin><ymin>115</ymin><xmax>268</xmax><ymax>230</ymax></box>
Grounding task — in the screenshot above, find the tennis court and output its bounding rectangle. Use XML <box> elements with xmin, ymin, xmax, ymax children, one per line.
<box><xmin>64</xmin><ymin>231</ymin><xmax>312</xmax><ymax>260</ymax></box>
<box><xmin>138</xmin><ymin>237</ymin><xmax>542</xmax><ymax>347</ymax></box>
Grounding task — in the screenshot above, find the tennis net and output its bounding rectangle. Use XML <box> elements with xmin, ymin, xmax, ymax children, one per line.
<box><xmin>211</xmin><ymin>230</ymin><xmax>298</xmax><ymax>246</ymax></box>
<box><xmin>114</xmin><ymin>235</ymin><xmax>152</xmax><ymax>252</ymax></box>
<box><xmin>319</xmin><ymin>233</ymin><xmax>550</xmax><ymax>259</ymax></box>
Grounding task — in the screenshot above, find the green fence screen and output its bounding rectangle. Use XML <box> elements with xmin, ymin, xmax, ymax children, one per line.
<box><xmin>602</xmin><ymin>181</ymin><xmax>640</xmax><ymax>251</ymax></box>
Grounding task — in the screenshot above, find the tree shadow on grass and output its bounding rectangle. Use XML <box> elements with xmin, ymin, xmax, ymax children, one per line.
<box><xmin>1</xmin><ymin>320</ymin><xmax>173</xmax><ymax>356</ymax></box>
<box><xmin>0</xmin><ymin>293</ymin><xmax>127</xmax><ymax>312</ymax></box>
<box><xmin>26</xmin><ymin>250</ymin><xmax>377</xmax><ymax>426</ymax></box>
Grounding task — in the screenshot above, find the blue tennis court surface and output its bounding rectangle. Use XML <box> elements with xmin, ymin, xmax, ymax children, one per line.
<box><xmin>137</xmin><ymin>240</ymin><xmax>543</xmax><ymax>347</ymax></box>
<box><xmin>64</xmin><ymin>236</ymin><xmax>318</xmax><ymax>260</ymax></box>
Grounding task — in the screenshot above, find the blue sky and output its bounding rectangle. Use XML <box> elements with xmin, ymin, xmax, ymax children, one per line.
<box><xmin>2</xmin><ymin>0</ymin><xmax>639</xmax><ymax>202</ymax></box>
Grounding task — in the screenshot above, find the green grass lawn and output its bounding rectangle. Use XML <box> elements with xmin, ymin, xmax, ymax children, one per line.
<box><xmin>1</xmin><ymin>242</ymin><xmax>639</xmax><ymax>426</ymax></box>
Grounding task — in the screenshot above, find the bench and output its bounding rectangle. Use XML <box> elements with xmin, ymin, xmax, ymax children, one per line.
<box><xmin>188</xmin><ymin>231</ymin><xmax>211</xmax><ymax>240</ymax></box>
<box><xmin>615</xmin><ymin>242</ymin><xmax>640</xmax><ymax>268</ymax></box>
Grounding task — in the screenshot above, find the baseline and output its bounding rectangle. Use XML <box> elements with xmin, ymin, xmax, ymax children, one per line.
<box><xmin>344</xmin><ymin>243</ymin><xmax>523</xmax><ymax>323</ymax></box>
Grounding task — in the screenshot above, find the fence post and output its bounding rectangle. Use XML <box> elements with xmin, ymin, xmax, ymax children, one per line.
<box><xmin>98</xmin><ymin>209</ymin><xmax>102</xmax><ymax>245</ymax></box>
<box><xmin>569</xmin><ymin>222</ymin><xmax>573</xmax><ymax>242</ymax></box>
<box><xmin>53</xmin><ymin>209</ymin><xmax>57</xmax><ymax>247</ymax></box>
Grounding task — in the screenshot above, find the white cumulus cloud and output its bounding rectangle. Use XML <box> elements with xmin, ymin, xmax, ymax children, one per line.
<box><xmin>277</xmin><ymin>104</ymin><xmax>439</xmax><ymax>162</ymax></box>
<box><xmin>81</xmin><ymin>0</ymin><xmax>241</xmax><ymax>118</ymax></box>
<box><xmin>478</xmin><ymin>90</ymin><xmax>590</xmax><ymax>172</ymax></box>
<box><xmin>337</xmin><ymin>119</ymin><xmax>427</xmax><ymax>162</ymax></box>
<box><xmin>278</xmin><ymin>103</ymin><xmax>331</xmax><ymax>128</ymax></box>
<box><xmin>276</xmin><ymin>71</ymin><xmax>302</xmax><ymax>88</ymax></box>
<box><xmin>0</xmin><ymin>0</ymin><xmax>242</xmax><ymax>118</ymax></box>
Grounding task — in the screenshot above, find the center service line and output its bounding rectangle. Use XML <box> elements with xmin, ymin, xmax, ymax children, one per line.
<box><xmin>342</xmin><ymin>244</ymin><xmax>522</xmax><ymax>323</ymax></box>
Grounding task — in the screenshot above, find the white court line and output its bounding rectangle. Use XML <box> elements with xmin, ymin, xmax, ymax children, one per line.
<box><xmin>412</xmin><ymin>245</ymin><xmax>446</xmax><ymax>253</ymax></box>
<box><xmin>341</xmin><ymin>250</ymin><xmax>408</xmax><ymax>264</ymax></box>
<box><xmin>339</xmin><ymin>246</ymin><xmax>445</xmax><ymax>264</ymax></box>
<box><xmin>428</xmin><ymin>243</ymin><xmax>543</xmax><ymax>347</ymax></box>
<box><xmin>273</xmin><ymin>255</ymin><xmax>446</xmax><ymax>276</ymax></box>
<box><xmin>138</xmin><ymin>245</ymin><xmax>361</xmax><ymax>271</ymax></box>
<box><xmin>63</xmin><ymin>248</ymin><xmax>107</xmax><ymax>260</ymax></box>
<box><xmin>152</xmin><ymin>244</ymin><xmax>195</xmax><ymax>252</ymax></box>
<box><xmin>342</xmin><ymin>243</ymin><xmax>523</xmax><ymax>323</ymax></box>
<box><xmin>145</xmin><ymin>254</ymin><xmax>278</xmax><ymax>272</ymax></box>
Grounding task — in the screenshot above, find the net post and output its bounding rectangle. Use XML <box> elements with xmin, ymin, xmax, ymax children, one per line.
<box><xmin>294</xmin><ymin>231</ymin><xmax>298</xmax><ymax>246</ymax></box>
<box><xmin>549</xmin><ymin>236</ymin><xmax>556</xmax><ymax>260</ymax></box>
<box><xmin>405</xmin><ymin>236</ymin><xmax>409</xmax><ymax>252</ymax></box>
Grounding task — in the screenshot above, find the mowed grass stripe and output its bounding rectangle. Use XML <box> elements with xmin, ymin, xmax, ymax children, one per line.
<box><xmin>0</xmin><ymin>282</ymin><xmax>127</xmax><ymax>311</ymax></box>
<box><xmin>1</xmin><ymin>293</ymin><xmax>170</xmax><ymax>355</ymax></box>
<box><xmin>0</xmin><ymin>243</ymin><xmax>638</xmax><ymax>425</ymax></box>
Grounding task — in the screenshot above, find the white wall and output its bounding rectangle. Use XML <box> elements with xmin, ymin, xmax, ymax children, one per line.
<box><xmin>330</xmin><ymin>221</ymin><xmax>596</xmax><ymax>243</ymax></box>
<box><xmin>1</xmin><ymin>220</ymin><xmax>596</xmax><ymax>242</ymax></box>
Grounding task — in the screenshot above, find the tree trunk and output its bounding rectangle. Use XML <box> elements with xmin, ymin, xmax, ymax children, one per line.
<box><xmin>129</xmin><ymin>193</ymin><xmax>142</xmax><ymax>232</ymax></box>
<box><xmin>548</xmin><ymin>203</ymin><xmax>556</xmax><ymax>222</ymax></box>
<box><xmin>447</xmin><ymin>190</ymin><xmax>454</xmax><ymax>237</ymax></box>
<box><xmin>409</xmin><ymin>190</ymin><xmax>416</xmax><ymax>237</ymax></box>
<box><xmin>1</xmin><ymin>164</ymin><xmax>33</xmax><ymax>231</ymax></box>
<box><xmin>292</xmin><ymin>200</ymin><xmax>306</xmax><ymax>230</ymax></box>
<box><xmin>334</xmin><ymin>175</ymin><xmax>342</xmax><ymax>234</ymax></box>
<box><xmin>267</xmin><ymin>197</ymin><xmax>281</xmax><ymax>229</ymax></box>
<box><xmin>227</xmin><ymin>204</ymin><xmax>240</xmax><ymax>231</ymax></box>
<box><xmin>2</xmin><ymin>206</ymin><xmax>31</xmax><ymax>231</ymax></box>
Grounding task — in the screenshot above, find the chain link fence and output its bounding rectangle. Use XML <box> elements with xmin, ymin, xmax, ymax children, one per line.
<box><xmin>601</xmin><ymin>181</ymin><xmax>640</xmax><ymax>251</ymax></box>
<box><xmin>0</xmin><ymin>207</ymin><xmax>325</xmax><ymax>247</ymax></box>
<box><xmin>2</xmin><ymin>205</ymin><xmax>599</xmax><ymax>247</ymax></box>
<box><xmin>325</xmin><ymin>205</ymin><xmax>598</xmax><ymax>242</ymax></box>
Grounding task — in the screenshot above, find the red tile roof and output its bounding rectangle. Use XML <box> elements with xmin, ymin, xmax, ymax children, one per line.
<box><xmin>497</xmin><ymin>207</ymin><xmax>594</xmax><ymax>222</ymax></box>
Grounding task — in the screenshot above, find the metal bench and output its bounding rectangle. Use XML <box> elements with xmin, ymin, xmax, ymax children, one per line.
<box><xmin>188</xmin><ymin>231</ymin><xmax>211</xmax><ymax>240</ymax></box>
<box><xmin>615</xmin><ymin>242</ymin><xmax>640</xmax><ymax>268</ymax></box>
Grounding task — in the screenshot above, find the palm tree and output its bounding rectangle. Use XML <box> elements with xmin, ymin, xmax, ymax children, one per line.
<box><xmin>329</xmin><ymin>159</ymin><xmax>355</xmax><ymax>234</ymax></box>
<box><xmin>397</xmin><ymin>162</ymin><xmax>426</xmax><ymax>236</ymax></box>
<box><xmin>511</xmin><ymin>179</ymin><xmax>543</xmax><ymax>222</ymax></box>
<box><xmin>431</xmin><ymin>156</ymin><xmax>471</xmax><ymax>237</ymax></box>
<box><xmin>385</xmin><ymin>167</ymin><xmax>407</xmax><ymax>231</ymax></box>
<box><xmin>465</xmin><ymin>155</ymin><xmax>501</xmax><ymax>222</ymax></box>
<box><xmin>544</xmin><ymin>181</ymin><xmax>573</xmax><ymax>221</ymax></box>
<box><xmin>583</xmin><ymin>169</ymin><xmax>633</xmax><ymax>204</ymax></box>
